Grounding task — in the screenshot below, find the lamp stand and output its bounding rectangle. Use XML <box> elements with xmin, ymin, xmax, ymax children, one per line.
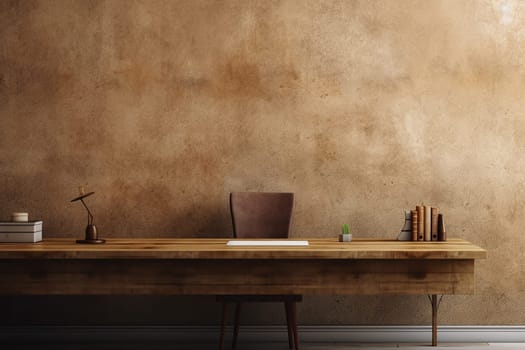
<box><xmin>76</xmin><ymin>224</ymin><xmax>105</xmax><ymax>244</ymax></box>
<box><xmin>71</xmin><ymin>192</ymin><xmax>106</xmax><ymax>244</ymax></box>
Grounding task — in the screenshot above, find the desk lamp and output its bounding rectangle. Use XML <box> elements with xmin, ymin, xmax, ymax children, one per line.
<box><xmin>71</xmin><ymin>187</ymin><xmax>105</xmax><ymax>244</ymax></box>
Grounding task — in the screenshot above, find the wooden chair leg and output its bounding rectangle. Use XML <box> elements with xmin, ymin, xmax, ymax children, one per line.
<box><xmin>290</xmin><ymin>302</ymin><xmax>300</xmax><ymax>350</ymax></box>
<box><xmin>232</xmin><ymin>302</ymin><xmax>242</xmax><ymax>349</ymax></box>
<box><xmin>285</xmin><ymin>302</ymin><xmax>294</xmax><ymax>350</ymax></box>
<box><xmin>219</xmin><ymin>302</ymin><xmax>228</xmax><ymax>350</ymax></box>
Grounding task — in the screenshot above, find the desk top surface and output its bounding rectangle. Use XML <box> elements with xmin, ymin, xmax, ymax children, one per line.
<box><xmin>0</xmin><ymin>238</ymin><xmax>486</xmax><ymax>260</ymax></box>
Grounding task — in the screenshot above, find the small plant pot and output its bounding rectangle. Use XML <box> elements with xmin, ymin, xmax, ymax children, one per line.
<box><xmin>339</xmin><ymin>233</ymin><xmax>352</xmax><ymax>242</ymax></box>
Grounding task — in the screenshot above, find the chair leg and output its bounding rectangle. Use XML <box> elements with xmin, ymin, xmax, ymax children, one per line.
<box><xmin>232</xmin><ymin>302</ymin><xmax>242</xmax><ymax>349</ymax></box>
<box><xmin>219</xmin><ymin>302</ymin><xmax>228</xmax><ymax>350</ymax></box>
<box><xmin>290</xmin><ymin>302</ymin><xmax>300</xmax><ymax>350</ymax></box>
<box><xmin>285</xmin><ymin>302</ymin><xmax>294</xmax><ymax>350</ymax></box>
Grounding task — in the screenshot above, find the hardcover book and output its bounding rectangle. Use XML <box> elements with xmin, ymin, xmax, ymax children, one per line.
<box><xmin>0</xmin><ymin>231</ymin><xmax>42</xmax><ymax>243</ymax></box>
<box><xmin>0</xmin><ymin>221</ymin><xmax>43</xmax><ymax>233</ymax></box>
<box><xmin>417</xmin><ymin>205</ymin><xmax>424</xmax><ymax>241</ymax></box>
<box><xmin>411</xmin><ymin>209</ymin><xmax>418</xmax><ymax>241</ymax></box>
<box><xmin>438</xmin><ymin>214</ymin><xmax>446</xmax><ymax>241</ymax></box>
<box><xmin>431</xmin><ymin>207</ymin><xmax>438</xmax><ymax>241</ymax></box>
<box><xmin>424</xmin><ymin>206</ymin><xmax>431</xmax><ymax>241</ymax></box>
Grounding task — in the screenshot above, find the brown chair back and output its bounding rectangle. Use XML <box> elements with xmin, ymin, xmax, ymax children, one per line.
<box><xmin>230</xmin><ymin>192</ymin><xmax>294</xmax><ymax>239</ymax></box>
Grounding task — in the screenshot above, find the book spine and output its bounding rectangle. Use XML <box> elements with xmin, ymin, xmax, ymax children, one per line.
<box><xmin>0</xmin><ymin>220</ymin><xmax>43</xmax><ymax>226</ymax></box>
<box><xmin>431</xmin><ymin>207</ymin><xmax>438</xmax><ymax>241</ymax></box>
<box><xmin>417</xmin><ymin>205</ymin><xmax>424</xmax><ymax>241</ymax></box>
<box><xmin>438</xmin><ymin>214</ymin><xmax>446</xmax><ymax>241</ymax></box>
<box><xmin>0</xmin><ymin>231</ymin><xmax>42</xmax><ymax>243</ymax></box>
<box><xmin>424</xmin><ymin>206</ymin><xmax>431</xmax><ymax>241</ymax></box>
<box><xmin>411</xmin><ymin>210</ymin><xmax>418</xmax><ymax>241</ymax></box>
<box><xmin>0</xmin><ymin>224</ymin><xmax>42</xmax><ymax>233</ymax></box>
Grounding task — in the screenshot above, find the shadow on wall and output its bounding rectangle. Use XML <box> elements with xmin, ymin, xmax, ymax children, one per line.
<box><xmin>167</xmin><ymin>203</ymin><xmax>234</xmax><ymax>238</ymax></box>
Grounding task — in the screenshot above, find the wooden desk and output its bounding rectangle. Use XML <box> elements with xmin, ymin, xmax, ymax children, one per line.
<box><xmin>0</xmin><ymin>238</ymin><xmax>486</xmax><ymax>346</ymax></box>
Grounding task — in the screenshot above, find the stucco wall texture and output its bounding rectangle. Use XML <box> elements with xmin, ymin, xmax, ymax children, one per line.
<box><xmin>1</xmin><ymin>0</ymin><xmax>524</xmax><ymax>326</ymax></box>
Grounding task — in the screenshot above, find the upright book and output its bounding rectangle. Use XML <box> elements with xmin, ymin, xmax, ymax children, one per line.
<box><xmin>431</xmin><ymin>207</ymin><xmax>438</xmax><ymax>240</ymax></box>
<box><xmin>424</xmin><ymin>206</ymin><xmax>431</xmax><ymax>241</ymax></box>
<box><xmin>411</xmin><ymin>210</ymin><xmax>418</xmax><ymax>241</ymax></box>
<box><xmin>417</xmin><ymin>205</ymin><xmax>424</xmax><ymax>241</ymax></box>
<box><xmin>438</xmin><ymin>214</ymin><xmax>446</xmax><ymax>241</ymax></box>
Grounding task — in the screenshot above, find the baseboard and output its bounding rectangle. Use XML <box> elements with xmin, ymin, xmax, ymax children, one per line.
<box><xmin>1</xmin><ymin>325</ymin><xmax>525</xmax><ymax>344</ymax></box>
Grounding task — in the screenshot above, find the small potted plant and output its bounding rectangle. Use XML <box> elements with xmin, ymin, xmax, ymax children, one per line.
<box><xmin>339</xmin><ymin>223</ymin><xmax>352</xmax><ymax>242</ymax></box>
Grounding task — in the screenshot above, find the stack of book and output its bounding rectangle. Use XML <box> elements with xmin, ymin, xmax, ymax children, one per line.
<box><xmin>0</xmin><ymin>220</ymin><xmax>43</xmax><ymax>243</ymax></box>
<box><xmin>410</xmin><ymin>205</ymin><xmax>446</xmax><ymax>241</ymax></box>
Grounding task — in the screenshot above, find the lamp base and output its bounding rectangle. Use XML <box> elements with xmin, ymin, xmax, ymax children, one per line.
<box><xmin>77</xmin><ymin>239</ymin><xmax>106</xmax><ymax>244</ymax></box>
<box><xmin>76</xmin><ymin>224</ymin><xmax>105</xmax><ymax>244</ymax></box>
<box><xmin>76</xmin><ymin>239</ymin><xmax>106</xmax><ymax>244</ymax></box>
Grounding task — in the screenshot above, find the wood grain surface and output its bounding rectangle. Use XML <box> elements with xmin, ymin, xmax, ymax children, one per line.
<box><xmin>0</xmin><ymin>259</ymin><xmax>475</xmax><ymax>295</ymax></box>
<box><xmin>0</xmin><ymin>238</ymin><xmax>484</xmax><ymax>296</ymax></box>
<box><xmin>0</xmin><ymin>238</ymin><xmax>486</xmax><ymax>260</ymax></box>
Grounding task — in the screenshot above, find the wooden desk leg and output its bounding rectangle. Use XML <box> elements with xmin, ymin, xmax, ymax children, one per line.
<box><xmin>219</xmin><ymin>302</ymin><xmax>228</xmax><ymax>350</ymax></box>
<box><xmin>290</xmin><ymin>302</ymin><xmax>300</xmax><ymax>350</ymax></box>
<box><xmin>431</xmin><ymin>295</ymin><xmax>438</xmax><ymax>346</ymax></box>
<box><xmin>232</xmin><ymin>302</ymin><xmax>242</xmax><ymax>349</ymax></box>
<box><xmin>285</xmin><ymin>302</ymin><xmax>294</xmax><ymax>350</ymax></box>
<box><xmin>428</xmin><ymin>295</ymin><xmax>444</xmax><ymax>347</ymax></box>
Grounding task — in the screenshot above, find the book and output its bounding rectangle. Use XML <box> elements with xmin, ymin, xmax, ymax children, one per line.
<box><xmin>438</xmin><ymin>214</ymin><xmax>446</xmax><ymax>241</ymax></box>
<box><xmin>0</xmin><ymin>221</ymin><xmax>42</xmax><ymax>233</ymax></box>
<box><xmin>411</xmin><ymin>210</ymin><xmax>418</xmax><ymax>241</ymax></box>
<box><xmin>431</xmin><ymin>207</ymin><xmax>438</xmax><ymax>241</ymax></box>
<box><xmin>0</xmin><ymin>231</ymin><xmax>42</xmax><ymax>243</ymax></box>
<box><xmin>424</xmin><ymin>206</ymin><xmax>431</xmax><ymax>241</ymax></box>
<box><xmin>417</xmin><ymin>205</ymin><xmax>424</xmax><ymax>241</ymax></box>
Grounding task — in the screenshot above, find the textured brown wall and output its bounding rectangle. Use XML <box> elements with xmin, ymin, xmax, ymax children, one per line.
<box><xmin>1</xmin><ymin>0</ymin><xmax>524</xmax><ymax>326</ymax></box>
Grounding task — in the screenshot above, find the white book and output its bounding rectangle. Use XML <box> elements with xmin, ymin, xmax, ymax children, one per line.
<box><xmin>0</xmin><ymin>221</ymin><xmax>43</xmax><ymax>233</ymax></box>
<box><xmin>424</xmin><ymin>206</ymin><xmax>431</xmax><ymax>241</ymax></box>
<box><xmin>0</xmin><ymin>231</ymin><xmax>42</xmax><ymax>243</ymax></box>
<box><xmin>227</xmin><ymin>240</ymin><xmax>309</xmax><ymax>246</ymax></box>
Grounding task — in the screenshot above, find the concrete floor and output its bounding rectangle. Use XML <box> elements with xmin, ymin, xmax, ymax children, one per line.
<box><xmin>303</xmin><ymin>344</ymin><xmax>523</xmax><ymax>350</ymax></box>
<box><xmin>246</xmin><ymin>344</ymin><xmax>524</xmax><ymax>350</ymax></box>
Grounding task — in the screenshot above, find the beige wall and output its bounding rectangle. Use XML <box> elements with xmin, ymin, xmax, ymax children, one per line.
<box><xmin>1</xmin><ymin>0</ymin><xmax>524</xmax><ymax>325</ymax></box>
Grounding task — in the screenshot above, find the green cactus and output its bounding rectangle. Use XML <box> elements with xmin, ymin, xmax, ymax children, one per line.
<box><xmin>342</xmin><ymin>223</ymin><xmax>350</xmax><ymax>235</ymax></box>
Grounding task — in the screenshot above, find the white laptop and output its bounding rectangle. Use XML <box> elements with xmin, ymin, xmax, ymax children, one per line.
<box><xmin>226</xmin><ymin>240</ymin><xmax>309</xmax><ymax>246</ymax></box>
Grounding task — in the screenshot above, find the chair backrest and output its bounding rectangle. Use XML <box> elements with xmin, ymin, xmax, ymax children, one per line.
<box><xmin>230</xmin><ymin>192</ymin><xmax>294</xmax><ymax>239</ymax></box>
